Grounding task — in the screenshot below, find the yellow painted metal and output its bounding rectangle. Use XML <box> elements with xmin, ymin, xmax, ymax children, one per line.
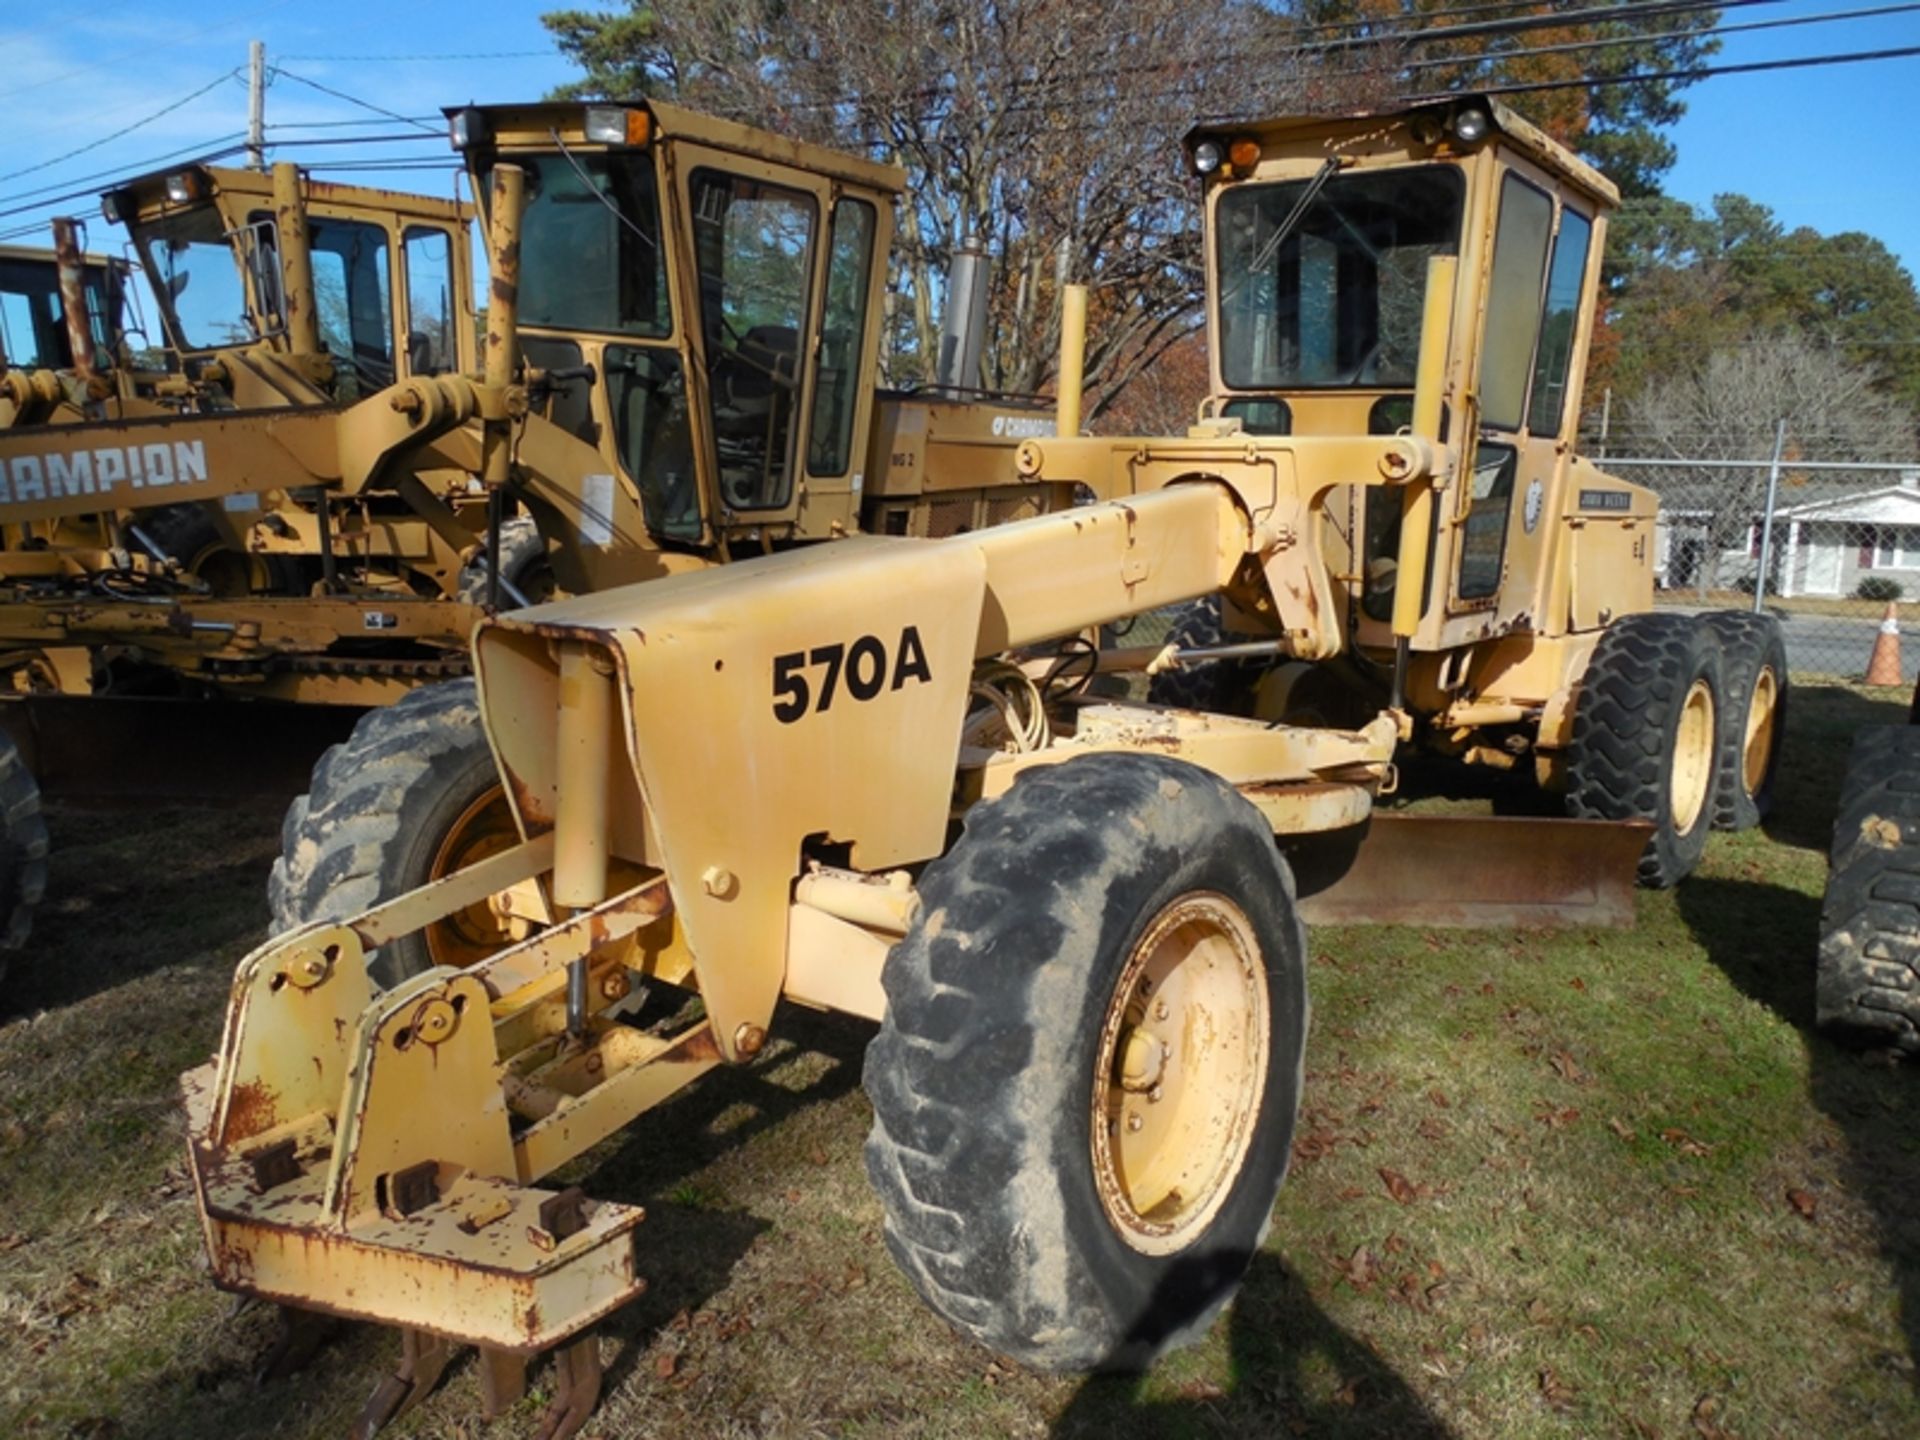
<box><xmin>1670</xmin><ymin>677</ymin><xmax>1715</xmax><ymax>834</ymax></box>
<box><xmin>1744</xmin><ymin>663</ymin><xmax>1780</xmax><ymax>797</ymax></box>
<box><xmin>1090</xmin><ymin>892</ymin><xmax>1269</xmax><ymax>1256</ymax></box>
<box><xmin>479</xmin><ymin>164</ymin><xmax>522</xmax><ymax>491</ymax></box>
<box><xmin>1393</xmin><ymin>255</ymin><xmax>1456</xmax><ymax>642</ymax></box>
<box><xmin>552</xmin><ymin>642</ymin><xmax>615</xmax><ymax>912</ymax></box>
<box><xmin>271</xmin><ymin>162</ymin><xmax>321</xmax><ymax>357</ymax></box>
<box><xmin>1056</xmin><ymin>283</ymin><xmax>1087</xmax><ymax>437</ymax></box>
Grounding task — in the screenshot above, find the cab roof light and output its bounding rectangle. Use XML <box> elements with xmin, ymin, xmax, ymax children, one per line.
<box><xmin>1191</xmin><ymin>139</ymin><xmax>1224</xmax><ymax>176</ymax></box>
<box><xmin>449</xmin><ymin>107</ymin><xmax>488</xmax><ymax>151</ymax></box>
<box><xmin>584</xmin><ymin>106</ymin><xmax>651</xmax><ymax>147</ymax></box>
<box><xmin>163</xmin><ymin>172</ymin><xmax>202</xmax><ymax>204</ymax></box>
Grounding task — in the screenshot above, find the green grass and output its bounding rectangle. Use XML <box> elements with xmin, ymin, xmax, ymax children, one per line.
<box><xmin>1</xmin><ymin>689</ymin><xmax>1916</xmax><ymax>1438</ymax></box>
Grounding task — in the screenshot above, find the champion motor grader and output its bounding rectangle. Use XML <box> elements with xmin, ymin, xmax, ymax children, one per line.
<box><xmin>0</xmin><ymin>104</ymin><xmax>1062</xmax><ymax>971</ymax></box>
<box><xmin>181</xmin><ymin>95</ymin><xmax>1783</xmax><ymax>1436</ymax></box>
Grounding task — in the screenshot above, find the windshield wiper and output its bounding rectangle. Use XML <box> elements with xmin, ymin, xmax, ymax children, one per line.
<box><xmin>1247</xmin><ymin>158</ymin><xmax>1341</xmax><ymax>277</ymax></box>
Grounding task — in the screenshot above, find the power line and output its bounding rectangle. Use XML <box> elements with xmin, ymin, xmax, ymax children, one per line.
<box><xmin>275</xmin><ymin>50</ymin><xmax>550</xmax><ymax>62</ymax></box>
<box><xmin>0</xmin><ymin>72</ymin><xmax>239</xmax><ymax>187</ymax></box>
<box><xmin>1400</xmin><ymin>39</ymin><xmax>1920</xmax><ymax>102</ymax></box>
<box><xmin>1307</xmin><ymin>0</ymin><xmax>1783</xmax><ymax>55</ymax></box>
<box><xmin>267</xmin><ymin>67</ymin><xmax>442</xmax><ymax>136</ymax></box>
<box><xmin>1378</xmin><ymin>1</ymin><xmax>1920</xmax><ymax>80</ymax></box>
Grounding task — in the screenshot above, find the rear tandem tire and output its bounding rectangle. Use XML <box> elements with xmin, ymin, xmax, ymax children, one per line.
<box><xmin>268</xmin><ymin>679</ymin><xmax>514</xmax><ymax>987</ymax></box>
<box><xmin>1700</xmin><ymin>610</ymin><xmax>1788</xmax><ymax>832</ymax></box>
<box><xmin>1144</xmin><ymin>596</ymin><xmax>1256</xmax><ymax>715</ymax></box>
<box><xmin>1566</xmin><ymin>613</ymin><xmax>1725</xmax><ymax>889</ymax></box>
<box><xmin>0</xmin><ymin>730</ymin><xmax>48</xmax><ymax>986</ymax></box>
<box><xmin>863</xmin><ymin>753</ymin><xmax>1307</xmax><ymax>1372</ymax></box>
<box><xmin>1817</xmin><ymin>724</ymin><xmax>1920</xmax><ymax>1054</ymax></box>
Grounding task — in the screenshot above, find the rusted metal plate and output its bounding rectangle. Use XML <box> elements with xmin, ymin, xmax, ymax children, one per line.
<box><xmin>1296</xmin><ymin>813</ymin><xmax>1653</xmax><ymax>930</ymax></box>
<box><xmin>0</xmin><ymin>695</ymin><xmax>364</xmax><ymax>804</ymax></box>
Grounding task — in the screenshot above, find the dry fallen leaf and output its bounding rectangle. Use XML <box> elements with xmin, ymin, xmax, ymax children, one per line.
<box><xmin>1549</xmin><ymin>1050</ymin><xmax>1588</xmax><ymax>1084</ymax></box>
<box><xmin>1538</xmin><ymin>1366</ymin><xmax>1576</xmax><ymax>1411</ymax></box>
<box><xmin>1607</xmin><ymin>1117</ymin><xmax>1637</xmax><ymax>1142</ymax></box>
<box><xmin>1691</xmin><ymin>1393</ymin><xmax>1733</xmax><ymax>1440</ymax></box>
<box><xmin>1786</xmin><ymin>1188</ymin><xmax>1818</xmax><ymax>1222</ymax></box>
<box><xmin>1428</xmin><ymin>1089</ymin><xmax>1451</xmax><ymax>1108</ymax></box>
<box><xmin>1379</xmin><ymin>1168</ymin><xmax>1419</xmax><ymax>1204</ymax></box>
<box><xmin>654</xmin><ymin>1352</ymin><xmax>679</xmax><ymax>1381</ymax></box>
<box><xmin>1334</xmin><ymin>1244</ymin><xmax>1377</xmax><ymax>1292</ymax></box>
<box><xmin>1525</xmin><ymin>1297</ymin><xmax>1553</xmax><ymax>1325</ymax></box>
<box><xmin>1661</xmin><ymin>1128</ymin><xmax>1714</xmax><ymax>1157</ymax></box>
<box><xmin>1417</xmin><ymin>1115</ymin><xmax>1451</xmax><ymax>1141</ymax></box>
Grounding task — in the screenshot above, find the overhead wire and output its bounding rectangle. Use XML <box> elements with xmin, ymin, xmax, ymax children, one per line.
<box><xmin>0</xmin><ymin>72</ymin><xmax>241</xmax><ymax>186</ymax></box>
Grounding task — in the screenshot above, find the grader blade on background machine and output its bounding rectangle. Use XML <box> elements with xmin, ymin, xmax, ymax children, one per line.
<box><xmin>1298</xmin><ymin>813</ymin><xmax>1654</xmax><ymax>930</ymax></box>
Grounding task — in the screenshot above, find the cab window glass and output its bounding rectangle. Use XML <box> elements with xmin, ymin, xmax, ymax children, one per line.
<box><xmin>307</xmin><ymin>216</ymin><xmax>393</xmax><ymax>391</ymax></box>
<box><xmin>1478</xmin><ymin>174</ymin><xmax>1553</xmax><ymax>431</ymax></box>
<box><xmin>807</xmin><ymin>199</ymin><xmax>876</xmax><ymax>478</ymax></box>
<box><xmin>691</xmin><ymin>170</ymin><xmax>816</xmax><ymax>512</ymax></box>
<box><xmin>606</xmin><ymin>345</ymin><xmax>699</xmax><ymax>543</ymax></box>
<box><xmin>508</xmin><ymin>151</ymin><xmax>669</xmax><ymax>338</ymax></box>
<box><xmin>403</xmin><ymin>227</ymin><xmax>456</xmax><ymax>375</ymax></box>
<box><xmin>1458</xmin><ymin>442</ymin><xmax>1517</xmax><ymax>599</ymax></box>
<box><xmin>1221</xmin><ymin>397</ymin><xmax>1292</xmax><ymax>435</ymax></box>
<box><xmin>140</xmin><ymin>207</ymin><xmax>251</xmax><ymax>350</ymax></box>
<box><xmin>1525</xmin><ymin>209</ymin><xmax>1592</xmax><ymax>439</ymax></box>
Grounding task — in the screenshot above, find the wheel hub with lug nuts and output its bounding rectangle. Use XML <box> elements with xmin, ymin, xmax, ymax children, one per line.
<box><xmin>1090</xmin><ymin>892</ymin><xmax>1270</xmax><ymax>1257</ymax></box>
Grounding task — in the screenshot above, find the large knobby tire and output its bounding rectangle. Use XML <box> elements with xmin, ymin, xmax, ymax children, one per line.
<box><xmin>457</xmin><ymin>516</ymin><xmax>555</xmax><ymax>608</ymax></box>
<box><xmin>0</xmin><ymin>731</ymin><xmax>48</xmax><ymax>985</ymax></box>
<box><xmin>1817</xmin><ymin>724</ymin><xmax>1920</xmax><ymax>1053</ymax></box>
<box><xmin>1699</xmin><ymin>610</ymin><xmax>1788</xmax><ymax>832</ymax></box>
<box><xmin>269</xmin><ymin>680</ymin><xmax>518</xmax><ymax>987</ymax></box>
<box><xmin>1566</xmin><ymin>613</ymin><xmax>1725</xmax><ymax>889</ymax></box>
<box><xmin>136</xmin><ymin>503</ymin><xmax>301</xmax><ymax>597</ymax></box>
<box><xmin>863</xmin><ymin>753</ymin><xmax>1307</xmax><ymax>1372</ymax></box>
<box><xmin>1144</xmin><ymin>596</ymin><xmax>1256</xmax><ymax>715</ymax></box>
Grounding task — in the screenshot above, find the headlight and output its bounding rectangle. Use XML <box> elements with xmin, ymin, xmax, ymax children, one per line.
<box><xmin>100</xmin><ymin>191</ymin><xmax>128</xmax><ymax>224</ymax></box>
<box><xmin>1452</xmin><ymin>107</ymin><xmax>1491</xmax><ymax>144</ymax></box>
<box><xmin>449</xmin><ymin>107</ymin><xmax>486</xmax><ymax>150</ymax></box>
<box><xmin>1192</xmin><ymin>139</ymin><xmax>1224</xmax><ymax>176</ymax></box>
<box><xmin>163</xmin><ymin>172</ymin><xmax>201</xmax><ymax>204</ymax></box>
<box><xmin>584</xmin><ymin>106</ymin><xmax>650</xmax><ymax>146</ymax></box>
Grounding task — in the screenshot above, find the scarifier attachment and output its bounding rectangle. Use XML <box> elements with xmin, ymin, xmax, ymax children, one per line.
<box><xmin>180</xmin><ymin>829</ymin><xmax>712</xmax><ymax>1438</ymax></box>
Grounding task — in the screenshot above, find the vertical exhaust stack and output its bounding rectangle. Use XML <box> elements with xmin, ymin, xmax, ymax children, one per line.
<box><xmin>270</xmin><ymin>162</ymin><xmax>320</xmax><ymax>358</ymax></box>
<box><xmin>1055</xmin><ymin>283</ymin><xmax>1087</xmax><ymax>439</ymax></box>
<box><xmin>51</xmin><ymin>219</ymin><xmax>105</xmax><ymax>400</ymax></box>
<box><xmin>934</xmin><ymin>244</ymin><xmax>989</xmax><ymax>396</ymax></box>
<box><xmin>1388</xmin><ymin>254</ymin><xmax>1456</xmax><ymax>715</ymax></box>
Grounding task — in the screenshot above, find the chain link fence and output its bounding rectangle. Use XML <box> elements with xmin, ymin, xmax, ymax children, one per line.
<box><xmin>1602</xmin><ymin>453</ymin><xmax>1920</xmax><ymax>687</ymax></box>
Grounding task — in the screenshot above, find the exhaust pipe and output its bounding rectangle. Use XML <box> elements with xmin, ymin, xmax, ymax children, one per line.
<box><xmin>934</xmin><ymin>244</ymin><xmax>989</xmax><ymax>395</ymax></box>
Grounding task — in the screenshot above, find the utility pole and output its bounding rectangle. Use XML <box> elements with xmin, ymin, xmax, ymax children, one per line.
<box><xmin>1753</xmin><ymin>417</ymin><xmax>1788</xmax><ymax>615</ymax></box>
<box><xmin>247</xmin><ymin>40</ymin><xmax>267</xmax><ymax>171</ymax></box>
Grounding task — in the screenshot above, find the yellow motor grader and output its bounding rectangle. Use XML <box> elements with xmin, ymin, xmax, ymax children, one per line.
<box><xmin>181</xmin><ymin>95</ymin><xmax>1782</xmax><ymax>1435</ymax></box>
<box><xmin>0</xmin><ymin>105</ymin><xmax>1062</xmax><ymax>969</ymax></box>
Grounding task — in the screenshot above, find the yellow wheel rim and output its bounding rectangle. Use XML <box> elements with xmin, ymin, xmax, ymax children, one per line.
<box><xmin>1090</xmin><ymin>893</ymin><xmax>1269</xmax><ymax>1256</ymax></box>
<box><xmin>1742</xmin><ymin>666</ymin><xmax>1780</xmax><ymax>799</ymax></box>
<box><xmin>423</xmin><ymin>783</ymin><xmax>520</xmax><ymax>969</ymax></box>
<box><xmin>1670</xmin><ymin>678</ymin><xmax>1715</xmax><ymax>835</ymax></box>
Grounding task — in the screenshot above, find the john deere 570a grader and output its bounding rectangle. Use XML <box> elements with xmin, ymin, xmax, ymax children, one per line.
<box><xmin>0</xmin><ymin>105</ymin><xmax>1059</xmax><ymax>973</ymax></box>
<box><xmin>180</xmin><ymin>95</ymin><xmax>1781</xmax><ymax>1436</ymax></box>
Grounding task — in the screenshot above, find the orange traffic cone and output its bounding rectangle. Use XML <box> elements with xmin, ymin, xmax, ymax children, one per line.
<box><xmin>1867</xmin><ymin>601</ymin><xmax>1903</xmax><ymax>685</ymax></box>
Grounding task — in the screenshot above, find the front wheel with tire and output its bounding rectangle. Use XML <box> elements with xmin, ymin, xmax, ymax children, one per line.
<box><xmin>863</xmin><ymin>753</ymin><xmax>1307</xmax><ymax>1372</ymax></box>
<box><xmin>457</xmin><ymin>516</ymin><xmax>555</xmax><ymax>609</ymax></box>
<box><xmin>1699</xmin><ymin>610</ymin><xmax>1788</xmax><ymax>832</ymax></box>
<box><xmin>1566</xmin><ymin>613</ymin><xmax>1725</xmax><ymax>889</ymax></box>
<box><xmin>268</xmin><ymin>680</ymin><xmax>519</xmax><ymax>987</ymax></box>
<box><xmin>0</xmin><ymin>730</ymin><xmax>48</xmax><ymax>987</ymax></box>
<box><xmin>1817</xmin><ymin>724</ymin><xmax>1920</xmax><ymax>1053</ymax></box>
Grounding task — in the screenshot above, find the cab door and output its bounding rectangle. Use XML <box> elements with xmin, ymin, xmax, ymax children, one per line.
<box><xmin>670</xmin><ymin>146</ymin><xmax>827</xmax><ymax>529</ymax></box>
<box><xmin>1447</xmin><ymin>166</ymin><xmax>1596</xmax><ymax>634</ymax></box>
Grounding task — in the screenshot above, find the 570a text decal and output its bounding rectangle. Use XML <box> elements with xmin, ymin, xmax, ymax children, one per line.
<box><xmin>772</xmin><ymin>626</ymin><xmax>932</xmax><ymax>723</ymax></box>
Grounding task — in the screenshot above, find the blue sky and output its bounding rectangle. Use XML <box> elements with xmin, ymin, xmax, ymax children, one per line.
<box><xmin>1662</xmin><ymin>0</ymin><xmax>1920</xmax><ymax>271</ymax></box>
<box><xmin>0</xmin><ymin>2</ymin><xmax>1915</xmax><ymax>278</ymax></box>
